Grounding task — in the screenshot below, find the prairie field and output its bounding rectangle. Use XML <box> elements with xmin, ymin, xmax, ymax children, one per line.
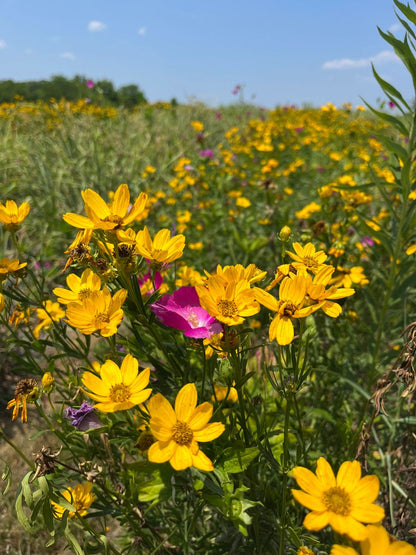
<box><xmin>0</xmin><ymin>92</ymin><xmax>416</xmax><ymax>555</ymax></box>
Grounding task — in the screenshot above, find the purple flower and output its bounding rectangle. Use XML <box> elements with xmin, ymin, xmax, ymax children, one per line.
<box><xmin>151</xmin><ymin>286</ymin><xmax>223</xmax><ymax>339</ymax></box>
<box><xmin>65</xmin><ymin>402</ymin><xmax>102</xmax><ymax>431</ymax></box>
<box><xmin>388</xmin><ymin>101</ymin><xmax>395</xmax><ymax>108</ymax></box>
<box><xmin>295</xmin><ymin>127</ymin><xmax>304</xmax><ymax>133</ymax></box>
<box><xmin>215</xmin><ymin>112</ymin><xmax>222</xmax><ymax>120</ymax></box>
<box><xmin>360</xmin><ymin>236</ymin><xmax>374</xmax><ymax>248</ymax></box>
<box><xmin>86</xmin><ymin>79</ymin><xmax>94</xmax><ymax>89</ymax></box>
<box><xmin>199</xmin><ymin>149</ymin><xmax>214</xmax><ymax>159</ymax></box>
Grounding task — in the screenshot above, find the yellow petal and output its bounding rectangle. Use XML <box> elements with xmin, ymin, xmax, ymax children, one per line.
<box><xmin>148</xmin><ymin>393</ymin><xmax>176</xmax><ymax>425</ymax></box>
<box><xmin>350</xmin><ymin>475</ymin><xmax>380</xmax><ymax>504</ymax></box>
<box><xmin>148</xmin><ymin>440</ymin><xmax>176</xmax><ymax>463</ymax></box>
<box><xmin>303</xmin><ymin>510</ymin><xmax>330</xmax><ymax>531</ymax></box>
<box><xmin>81</xmin><ymin>372</ymin><xmax>109</xmax><ymax>396</ymax></box>
<box><xmin>111</xmin><ymin>184</ymin><xmax>130</xmax><ymax>217</ymax></box>
<box><xmin>170</xmin><ymin>444</ymin><xmax>193</xmax><ymax>470</ymax></box>
<box><xmin>329</xmin><ymin>514</ymin><xmax>367</xmax><ymax>542</ymax></box>
<box><xmin>191</xmin><ymin>449</ymin><xmax>214</xmax><ymax>471</ymax></box>
<box><xmin>63</xmin><ymin>213</ymin><xmax>94</xmax><ymax>229</ymax></box>
<box><xmin>100</xmin><ymin>360</ymin><xmax>122</xmax><ymax>386</ymax></box>
<box><xmin>120</xmin><ymin>354</ymin><xmax>138</xmax><ymax>385</ymax></box>
<box><xmin>193</xmin><ymin>421</ymin><xmax>225</xmax><ymax>442</ymax></box>
<box><xmin>188</xmin><ymin>402</ymin><xmax>213</xmax><ymax>430</ymax></box>
<box><xmin>292</xmin><ymin>466</ymin><xmax>325</xmax><ymax>495</ymax></box>
<box><xmin>291</xmin><ymin>489</ymin><xmax>326</xmax><ymax>511</ymax></box>
<box><xmin>149</xmin><ymin>418</ymin><xmax>173</xmax><ymax>441</ymax></box>
<box><xmin>82</xmin><ymin>189</ymin><xmax>111</xmax><ymax>219</ymax></box>
<box><xmin>316</xmin><ymin>457</ymin><xmax>336</xmax><ymax>488</ymax></box>
<box><xmin>336</xmin><ymin>460</ymin><xmax>361</xmax><ymax>491</ymax></box>
<box><xmin>349</xmin><ymin>503</ymin><xmax>385</xmax><ymax>524</ymax></box>
<box><xmin>174</xmin><ymin>383</ymin><xmax>198</xmax><ymax>422</ymax></box>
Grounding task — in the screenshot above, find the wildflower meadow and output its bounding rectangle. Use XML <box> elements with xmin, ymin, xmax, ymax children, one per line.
<box><xmin>1</xmin><ymin>2</ymin><xmax>416</xmax><ymax>553</ymax></box>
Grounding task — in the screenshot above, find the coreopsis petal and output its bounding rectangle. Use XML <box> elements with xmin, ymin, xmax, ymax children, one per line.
<box><xmin>336</xmin><ymin>460</ymin><xmax>361</xmax><ymax>491</ymax></box>
<box><xmin>81</xmin><ymin>372</ymin><xmax>109</xmax><ymax>397</ymax></box>
<box><xmin>351</xmin><ymin>475</ymin><xmax>380</xmax><ymax>503</ymax></box>
<box><xmin>170</xmin><ymin>444</ymin><xmax>193</xmax><ymax>470</ymax></box>
<box><xmin>124</xmin><ymin>192</ymin><xmax>148</xmax><ymax>224</ymax></box>
<box><xmin>191</xmin><ymin>450</ymin><xmax>214</xmax><ymax>471</ymax></box>
<box><xmin>269</xmin><ymin>316</ymin><xmax>294</xmax><ymax>345</ymax></box>
<box><xmin>193</xmin><ymin>421</ymin><xmax>225</xmax><ymax>442</ymax></box>
<box><xmin>174</xmin><ymin>383</ymin><xmax>198</xmax><ymax>422</ymax></box>
<box><xmin>292</xmin><ymin>466</ymin><xmax>325</xmax><ymax>495</ymax></box>
<box><xmin>329</xmin><ymin>514</ymin><xmax>368</xmax><ymax>542</ymax></box>
<box><xmin>128</xmin><ymin>388</ymin><xmax>152</xmax><ymax>405</ymax></box>
<box><xmin>291</xmin><ymin>490</ymin><xmax>326</xmax><ymax>511</ymax></box>
<box><xmin>188</xmin><ymin>402</ymin><xmax>213</xmax><ymax>430</ymax></box>
<box><xmin>63</xmin><ymin>213</ymin><xmax>95</xmax><ymax>229</ymax></box>
<box><xmin>148</xmin><ymin>440</ymin><xmax>177</xmax><ymax>463</ymax></box>
<box><xmin>316</xmin><ymin>457</ymin><xmax>336</xmax><ymax>487</ymax></box>
<box><xmin>350</xmin><ymin>503</ymin><xmax>384</xmax><ymax>523</ymax></box>
<box><xmin>148</xmin><ymin>393</ymin><xmax>176</xmax><ymax>425</ymax></box>
<box><xmin>303</xmin><ymin>510</ymin><xmax>330</xmax><ymax>531</ymax></box>
<box><xmin>100</xmin><ymin>361</ymin><xmax>122</xmax><ymax>386</ymax></box>
<box><xmin>82</xmin><ymin>189</ymin><xmax>111</xmax><ymax>219</ymax></box>
<box><xmin>111</xmin><ymin>184</ymin><xmax>130</xmax><ymax>217</ymax></box>
<box><xmin>120</xmin><ymin>354</ymin><xmax>138</xmax><ymax>386</ymax></box>
<box><xmin>149</xmin><ymin>418</ymin><xmax>173</xmax><ymax>441</ymax></box>
<box><xmin>129</xmin><ymin>368</ymin><xmax>151</xmax><ymax>392</ymax></box>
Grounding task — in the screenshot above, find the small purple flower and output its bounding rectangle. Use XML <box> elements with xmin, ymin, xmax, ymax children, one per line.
<box><xmin>295</xmin><ymin>127</ymin><xmax>304</xmax><ymax>133</ymax></box>
<box><xmin>215</xmin><ymin>112</ymin><xmax>222</xmax><ymax>120</ymax></box>
<box><xmin>65</xmin><ymin>402</ymin><xmax>102</xmax><ymax>431</ymax></box>
<box><xmin>388</xmin><ymin>101</ymin><xmax>395</xmax><ymax>108</ymax></box>
<box><xmin>86</xmin><ymin>79</ymin><xmax>94</xmax><ymax>89</ymax></box>
<box><xmin>151</xmin><ymin>286</ymin><xmax>223</xmax><ymax>339</ymax></box>
<box><xmin>184</xmin><ymin>164</ymin><xmax>194</xmax><ymax>171</ymax></box>
<box><xmin>199</xmin><ymin>149</ymin><xmax>214</xmax><ymax>159</ymax></box>
<box><xmin>360</xmin><ymin>236</ymin><xmax>374</xmax><ymax>248</ymax></box>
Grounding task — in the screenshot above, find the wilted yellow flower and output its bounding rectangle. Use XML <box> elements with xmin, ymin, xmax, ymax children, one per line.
<box><xmin>7</xmin><ymin>378</ymin><xmax>38</xmax><ymax>423</ymax></box>
<box><xmin>9</xmin><ymin>305</ymin><xmax>31</xmax><ymax>327</ymax></box>
<box><xmin>33</xmin><ymin>300</ymin><xmax>65</xmax><ymax>338</ymax></box>
<box><xmin>65</xmin><ymin>288</ymin><xmax>127</xmax><ymax>337</ymax></box>
<box><xmin>53</xmin><ymin>268</ymin><xmax>102</xmax><ymax>305</ymax></box>
<box><xmin>63</xmin><ymin>183</ymin><xmax>148</xmax><ymax>231</ymax></box>
<box><xmin>292</xmin><ymin>457</ymin><xmax>384</xmax><ymax>542</ymax></box>
<box><xmin>0</xmin><ymin>200</ymin><xmax>30</xmax><ymax>230</ymax></box>
<box><xmin>82</xmin><ymin>354</ymin><xmax>151</xmax><ymax>412</ymax></box>
<box><xmin>147</xmin><ymin>383</ymin><xmax>225</xmax><ymax>471</ymax></box>
<box><xmin>51</xmin><ymin>482</ymin><xmax>94</xmax><ymax>519</ymax></box>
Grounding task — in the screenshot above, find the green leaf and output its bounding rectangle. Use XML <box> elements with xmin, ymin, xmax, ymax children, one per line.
<box><xmin>394</xmin><ymin>0</ymin><xmax>416</xmax><ymax>27</ymax></box>
<box><xmin>363</xmin><ymin>100</ymin><xmax>409</xmax><ymax>136</ymax></box>
<box><xmin>219</xmin><ymin>445</ymin><xmax>260</xmax><ymax>474</ymax></box>
<box><xmin>372</xmin><ymin>65</ymin><xmax>412</xmax><ymax>112</ymax></box>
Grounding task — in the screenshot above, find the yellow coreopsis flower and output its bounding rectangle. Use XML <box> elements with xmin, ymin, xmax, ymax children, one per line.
<box><xmin>63</xmin><ymin>183</ymin><xmax>148</xmax><ymax>230</ymax></box>
<box><xmin>81</xmin><ymin>354</ymin><xmax>151</xmax><ymax>412</ymax></box>
<box><xmin>190</xmin><ymin>120</ymin><xmax>204</xmax><ymax>132</ymax></box>
<box><xmin>305</xmin><ymin>266</ymin><xmax>355</xmax><ymax>318</ymax></box>
<box><xmin>132</xmin><ymin>226</ymin><xmax>185</xmax><ymax>265</ymax></box>
<box><xmin>406</xmin><ymin>244</ymin><xmax>416</xmax><ymax>256</ymax></box>
<box><xmin>53</xmin><ymin>268</ymin><xmax>102</xmax><ymax>305</ymax></box>
<box><xmin>196</xmin><ymin>274</ymin><xmax>260</xmax><ymax>326</ymax></box>
<box><xmin>209</xmin><ymin>263</ymin><xmax>267</xmax><ymax>286</ymax></box>
<box><xmin>255</xmin><ymin>274</ymin><xmax>321</xmax><ymax>345</ymax></box>
<box><xmin>51</xmin><ymin>482</ymin><xmax>94</xmax><ymax>519</ymax></box>
<box><xmin>0</xmin><ymin>257</ymin><xmax>27</xmax><ymax>282</ymax></box>
<box><xmin>65</xmin><ymin>288</ymin><xmax>127</xmax><ymax>337</ymax></box>
<box><xmin>286</xmin><ymin>242</ymin><xmax>328</xmax><ymax>274</ymax></box>
<box><xmin>0</xmin><ymin>200</ymin><xmax>30</xmax><ymax>230</ymax></box>
<box><xmin>0</xmin><ymin>292</ymin><xmax>4</xmax><ymax>313</ymax></box>
<box><xmin>33</xmin><ymin>300</ymin><xmax>65</xmax><ymax>338</ymax></box>
<box><xmin>331</xmin><ymin>524</ymin><xmax>416</xmax><ymax>554</ymax></box>
<box><xmin>292</xmin><ymin>457</ymin><xmax>385</xmax><ymax>542</ymax></box>
<box><xmin>332</xmin><ymin>266</ymin><xmax>369</xmax><ymax>288</ymax></box>
<box><xmin>147</xmin><ymin>383</ymin><xmax>225</xmax><ymax>471</ymax></box>
<box><xmin>7</xmin><ymin>378</ymin><xmax>38</xmax><ymax>423</ymax></box>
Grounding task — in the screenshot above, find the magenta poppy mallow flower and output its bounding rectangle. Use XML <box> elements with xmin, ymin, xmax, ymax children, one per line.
<box><xmin>151</xmin><ymin>286</ymin><xmax>223</xmax><ymax>338</ymax></box>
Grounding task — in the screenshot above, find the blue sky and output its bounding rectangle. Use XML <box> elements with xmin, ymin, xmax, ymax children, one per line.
<box><xmin>0</xmin><ymin>0</ymin><xmax>413</xmax><ymax>108</ymax></box>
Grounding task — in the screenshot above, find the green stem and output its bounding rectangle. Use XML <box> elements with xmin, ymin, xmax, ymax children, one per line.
<box><xmin>0</xmin><ymin>426</ymin><xmax>35</xmax><ymax>469</ymax></box>
<box><xmin>279</xmin><ymin>392</ymin><xmax>292</xmax><ymax>555</ymax></box>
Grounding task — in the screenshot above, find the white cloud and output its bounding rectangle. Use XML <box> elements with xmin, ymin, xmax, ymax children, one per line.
<box><xmin>138</xmin><ymin>26</ymin><xmax>147</xmax><ymax>36</ymax></box>
<box><xmin>88</xmin><ymin>20</ymin><xmax>107</xmax><ymax>32</ymax></box>
<box><xmin>322</xmin><ymin>50</ymin><xmax>399</xmax><ymax>70</ymax></box>
<box><xmin>389</xmin><ymin>22</ymin><xmax>402</xmax><ymax>33</ymax></box>
<box><xmin>60</xmin><ymin>52</ymin><xmax>76</xmax><ymax>60</ymax></box>
<box><xmin>0</xmin><ymin>40</ymin><xmax>6</xmax><ymax>49</ymax></box>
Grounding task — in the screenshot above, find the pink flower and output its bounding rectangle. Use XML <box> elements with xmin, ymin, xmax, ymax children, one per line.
<box><xmin>199</xmin><ymin>149</ymin><xmax>214</xmax><ymax>159</ymax></box>
<box><xmin>151</xmin><ymin>286</ymin><xmax>223</xmax><ymax>338</ymax></box>
<box><xmin>86</xmin><ymin>80</ymin><xmax>94</xmax><ymax>89</ymax></box>
<box><xmin>388</xmin><ymin>100</ymin><xmax>395</xmax><ymax>108</ymax></box>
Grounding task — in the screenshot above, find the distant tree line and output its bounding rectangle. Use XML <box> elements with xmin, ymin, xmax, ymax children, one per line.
<box><xmin>0</xmin><ymin>75</ymin><xmax>147</xmax><ymax>107</ymax></box>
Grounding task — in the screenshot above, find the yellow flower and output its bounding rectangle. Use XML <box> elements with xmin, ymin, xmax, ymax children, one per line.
<box><xmin>65</xmin><ymin>288</ymin><xmax>127</xmax><ymax>337</ymax></box>
<box><xmin>286</xmin><ymin>242</ymin><xmax>328</xmax><ymax>274</ymax></box>
<box><xmin>255</xmin><ymin>274</ymin><xmax>321</xmax><ymax>345</ymax></box>
<box><xmin>81</xmin><ymin>354</ymin><xmax>151</xmax><ymax>412</ymax></box>
<box><xmin>0</xmin><ymin>200</ymin><xmax>30</xmax><ymax>230</ymax></box>
<box><xmin>196</xmin><ymin>275</ymin><xmax>260</xmax><ymax>326</ymax></box>
<box><xmin>212</xmin><ymin>383</ymin><xmax>238</xmax><ymax>403</ymax></box>
<box><xmin>0</xmin><ymin>257</ymin><xmax>27</xmax><ymax>281</ymax></box>
<box><xmin>332</xmin><ymin>266</ymin><xmax>369</xmax><ymax>288</ymax></box>
<box><xmin>188</xmin><ymin>242</ymin><xmax>204</xmax><ymax>250</ymax></box>
<box><xmin>63</xmin><ymin>229</ymin><xmax>93</xmax><ymax>271</ymax></box>
<box><xmin>295</xmin><ymin>201</ymin><xmax>321</xmax><ymax>219</ymax></box>
<box><xmin>51</xmin><ymin>482</ymin><xmax>94</xmax><ymax>519</ymax></box>
<box><xmin>147</xmin><ymin>383</ymin><xmax>225</xmax><ymax>471</ymax></box>
<box><xmin>63</xmin><ymin>183</ymin><xmax>148</xmax><ymax>230</ymax></box>
<box><xmin>41</xmin><ymin>371</ymin><xmax>54</xmax><ymax>389</ymax></box>
<box><xmin>406</xmin><ymin>244</ymin><xmax>416</xmax><ymax>256</ymax></box>
<box><xmin>292</xmin><ymin>457</ymin><xmax>385</xmax><ymax>542</ymax></box>
<box><xmin>236</xmin><ymin>196</ymin><xmax>251</xmax><ymax>208</ymax></box>
<box><xmin>190</xmin><ymin>120</ymin><xmax>204</xmax><ymax>132</ymax></box>
<box><xmin>131</xmin><ymin>226</ymin><xmax>185</xmax><ymax>265</ymax></box>
<box><xmin>7</xmin><ymin>378</ymin><xmax>38</xmax><ymax>423</ymax></box>
<box><xmin>305</xmin><ymin>266</ymin><xmax>355</xmax><ymax>318</ymax></box>
<box><xmin>279</xmin><ymin>225</ymin><xmax>292</xmax><ymax>241</ymax></box>
<box><xmin>0</xmin><ymin>292</ymin><xmax>4</xmax><ymax>313</ymax></box>
<box><xmin>9</xmin><ymin>305</ymin><xmax>31</xmax><ymax>327</ymax></box>
<box><xmin>33</xmin><ymin>300</ymin><xmax>65</xmax><ymax>338</ymax></box>
<box><xmin>331</xmin><ymin>524</ymin><xmax>416</xmax><ymax>554</ymax></box>
<box><xmin>53</xmin><ymin>268</ymin><xmax>102</xmax><ymax>305</ymax></box>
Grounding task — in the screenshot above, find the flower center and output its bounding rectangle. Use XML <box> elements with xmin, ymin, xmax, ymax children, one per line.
<box><xmin>302</xmin><ymin>256</ymin><xmax>318</xmax><ymax>270</ymax></box>
<box><xmin>109</xmin><ymin>383</ymin><xmax>130</xmax><ymax>403</ymax></box>
<box><xmin>322</xmin><ymin>486</ymin><xmax>351</xmax><ymax>516</ymax></box>
<box><xmin>104</xmin><ymin>215</ymin><xmax>123</xmax><ymax>227</ymax></box>
<box><xmin>279</xmin><ymin>301</ymin><xmax>298</xmax><ymax>317</ymax></box>
<box><xmin>186</xmin><ymin>309</ymin><xmax>200</xmax><ymax>328</ymax></box>
<box><xmin>78</xmin><ymin>287</ymin><xmax>92</xmax><ymax>301</ymax></box>
<box><xmin>15</xmin><ymin>378</ymin><xmax>38</xmax><ymax>396</ymax></box>
<box><xmin>171</xmin><ymin>421</ymin><xmax>193</xmax><ymax>446</ymax></box>
<box><xmin>217</xmin><ymin>299</ymin><xmax>238</xmax><ymax>318</ymax></box>
<box><xmin>94</xmin><ymin>312</ymin><xmax>110</xmax><ymax>327</ymax></box>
